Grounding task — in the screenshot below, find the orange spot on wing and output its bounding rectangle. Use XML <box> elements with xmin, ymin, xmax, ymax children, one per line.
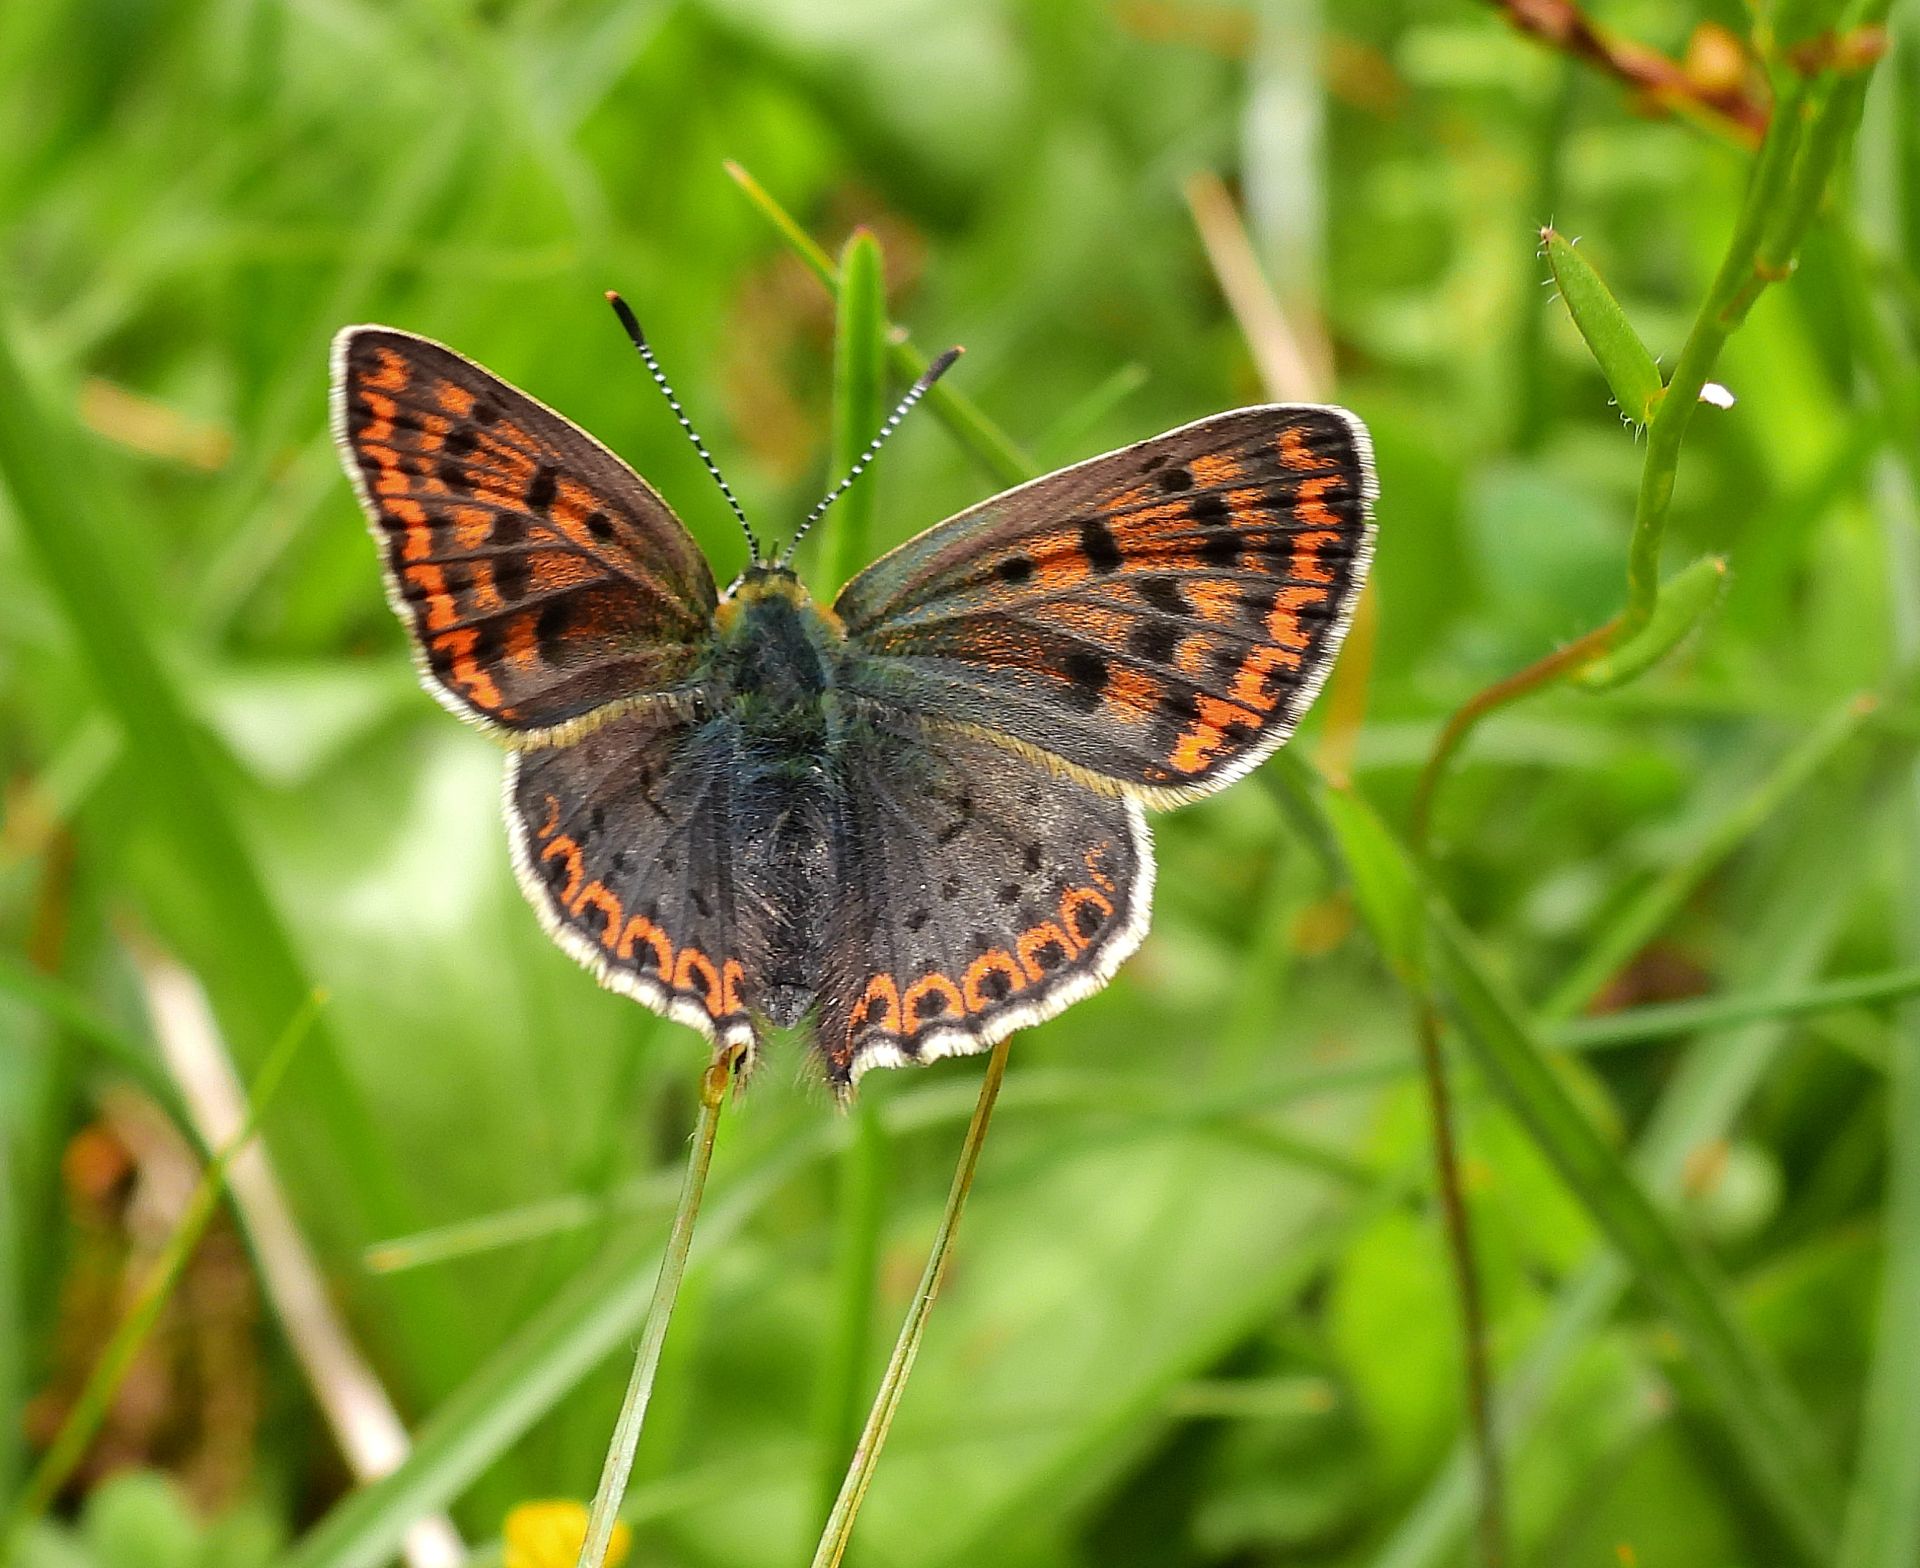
<box><xmin>405</xmin><ymin>563</ymin><xmax>455</xmax><ymax>629</ymax></box>
<box><xmin>1294</xmin><ymin>476</ymin><xmax>1341</xmax><ymax>530</ymax></box>
<box><xmin>1174</xmin><ymin>633</ymin><xmax>1214</xmax><ymax>675</ymax></box>
<box><xmin>434</xmin><ymin>380</ymin><xmax>476</xmax><ymax>417</ymax></box>
<box><xmin>1083</xmin><ymin>842</ymin><xmax>1117</xmax><ymax>892</ymax></box>
<box><xmin>1058</xmin><ymin>886</ymin><xmax>1115</xmax><ymax>949</ymax></box>
<box><xmin>962</xmin><ymin>950</ymin><xmax>1025</xmax><ymax>1012</ymax></box>
<box><xmin>1186</xmin><ymin>581</ymin><xmax>1240</xmax><ymax>624</ymax></box>
<box><xmin>536</xmin><ymin>795</ymin><xmax>561</xmax><ymax>839</ymax></box>
<box><xmin>1015</xmin><ymin>922</ymin><xmax>1073</xmax><ymax>982</ymax></box>
<box><xmin>902</xmin><ymin>973</ymin><xmax>965</xmax><ymax>1033</ymax></box>
<box><xmin>849</xmin><ymin>973</ymin><xmax>902</xmax><ymax>1038</ymax></box>
<box><xmin>364</xmin><ymin>349</ymin><xmax>409</xmax><ymax>393</ymax></box>
<box><xmin>617</xmin><ymin>915</ymin><xmax>672</xmax><ymax>977</ymax></box>
<box><xmin>434</xmin><ymin>627</ymin><xmax>505</xmax><ymax>710</ymax></box>
<box><xmin>1229</xmin><ymin>643</ymin><xmax>1302</xmax><ymax>713</ymax></box>
<box><xmin>1278</xmin><ymin>426</ymin><xmax>1333</xmax><ymax>471</ymax></box>
<box><xmin>674</xmin><ymin>948</ymin><xmax>723</xmax><ymax>1013</ymax></box>
<box><xmin>722</xmin><ymin>960</ymin><xmax>746</xmax><ymax>1016</ymax></box>
<box><xmin>1105</xmin><ymin>663</ymin><xmax>1161</xmax><ymax>714</ymax></box>
<box><xmin>1188</xmin><ymin>452</ymin><xmax>1241</xmax><ymax>486</ymax></box>
<box><xmin>1290</xmin><ymin>528</ymin><xmax>1340</xmax><ymax>585</ymax></box>
<box><xmin>571</xmin><ymin>880</ymin><xmax>624</xmax><ymax>947</ymax></box>
<box><xmin>1169</xmin><ymin>693</ymin><xmax>1260</xmax><ymax>775</ymax></box>
<box><xmin>1266</xmin><ymin>584</ymin><xmax>1328</xmax><ymax>652</ymax></box>
<box><xmin>358</xmin><ymin>390</ymin><xmax>397</xmax><ymax>442</ymax></box>
<box><xmin>507</xmin><ymin>613</ymin><xmax>540</xmax><ymax>672</ymax></box>
<box><xmin>541</xmin><ymin>834</ymin><xmax>583</xmax><ymax>906</ymax></box>
<box><xmin>453</xmin><ymin>505</ymin><xmax>492</xmax><ymax>551</ymax></box>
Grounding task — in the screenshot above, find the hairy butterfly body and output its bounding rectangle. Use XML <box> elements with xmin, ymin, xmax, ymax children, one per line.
<box><xmin>331</xmin><ymin>320</ymin><xmax>1375</xmax><ymax>1087</ymax></box>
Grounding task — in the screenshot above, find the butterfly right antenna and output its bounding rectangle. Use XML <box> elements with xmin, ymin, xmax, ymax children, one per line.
<box><xmin>776</xmin><ymin>346</ymin><xmax>963</xmax><ymax>570</ymax></box>
<box><xmin>606</xmin><ymin>291</ymin><xmax>763</xmax><ymax>564</ymax></box>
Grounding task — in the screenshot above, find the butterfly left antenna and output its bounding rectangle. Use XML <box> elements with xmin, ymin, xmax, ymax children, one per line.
<box><xmin>606</xmin><ymin>291</ymin><xmax>763</xmax><ymax>563</ymax></box>
<box><xmin>775</xmin><ymin>346</ymin><xmax>963</xmax><ymax>569</ymax></box>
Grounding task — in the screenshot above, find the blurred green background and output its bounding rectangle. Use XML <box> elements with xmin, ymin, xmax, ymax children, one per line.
<box><xmin>3</xmin><ymin>1</ymin><xmax>1918</xmax><ymax>1565</ymax></box>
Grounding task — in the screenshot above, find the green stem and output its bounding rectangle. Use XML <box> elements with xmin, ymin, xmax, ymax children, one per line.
<box><xmin>812</xmin><ymin>1093</ymin><xmax>889</xmax><ymax>1526</ymax></box>
<box><xmin>1411</xmin><ymin>34</ymin><xmax>1884</xmax><ymax>841</ymax></box>
<box><xmin>1413</xmin><ymin>1002</ymin><xmax>1507</xmax><ymax>1568</ymax></box>
<box><xmin>809</xmin><ymin>1034</ymin><xmax>1013</xmax><ymax>1568</ymax></box>
<box><xmin>574</xmin><ymin>1047</ymin><xmax>738</xmax><ymax>1568</ymax></box>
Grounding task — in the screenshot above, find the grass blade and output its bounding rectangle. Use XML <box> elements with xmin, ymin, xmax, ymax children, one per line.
<box><xmin>821</xmin><ymin>227</ymin><xmax>888</xmax><ymax>595</ymax></box>
<box><xmin>1308</xmin><ymin>764</ymin><xmax>1846</xmax><ymax>1558</ymax></box>
<box><xmin>810</xmin><ymin>1035</ymin><xmax>1012</xmax><ymax>1568</ymax></box>
<box><xmin>574</xmin><ymin>1048</ymin><xmax>737</xmax><ymax>1568</ymax></box>
<box><xmin>723</xmin><ymin>160</ymin><xmax>1035</xmax><ymax>488</ymax></box>
<box><xmin>2</xmin><ymin>989</ymin><xmax>320</xmax><ymax>1545</ymax></box>
<box><xmin>0</xmin><ymin>308</ymin><xmax>432</xmax><ymax>1282</ymax></box>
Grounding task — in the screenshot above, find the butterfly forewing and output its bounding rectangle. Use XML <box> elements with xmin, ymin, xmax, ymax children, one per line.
<box><xmin>834</xmin><ymin>406</ymin><xmax>1374</xmax><ymax>800</ymax></box>
<box><xmin>332</xmin><ymin>328</ymin><xmax>718</xmax><ymax>741</ymax></box>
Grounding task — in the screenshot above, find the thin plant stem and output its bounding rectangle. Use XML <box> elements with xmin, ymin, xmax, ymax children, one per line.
<box><xmin>1414</xmin><ymin>1003</ymin><xmax>1506</xmax><ymax>1568</ymax></box>
<box><xmin>575</xmin><ymin>1045</ymin><xmax>739</xmax><ymax>1568</ymax></box>
<box><xmin>1409</xmin><ymin>22</ymin><xmax>1887</xmax><ymax>841</ymax></box>
<box><xmin>810</xmin><ymin>1034</ymin><xmax>1014</xmax><ymax>1568</ymax></box>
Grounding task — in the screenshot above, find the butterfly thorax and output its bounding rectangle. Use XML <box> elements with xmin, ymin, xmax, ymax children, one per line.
<box><xmin>708</xmin><ymin>568</ymin><xmax>846</xmax><ymax>730</ymax></box>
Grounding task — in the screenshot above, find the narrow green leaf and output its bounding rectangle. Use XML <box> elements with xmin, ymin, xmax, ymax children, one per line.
<box><xmin>1319</xmin><ymin>786</ymin><xmax>1423</xmax><ymax>979</ymax></box>
<box><xmin>0</xmin><ymin>307</ymin><xmax>461</xmax><ymax>1383</ymax></box>
<box><xmin>1372</xmin><ymin>777</ymin><xmax>1891</xmax><ymax>1568</ymax></box>
<box><xmin>1572</xmin><ymin>554</ymin><xmax>1728</xmax><ymax>690</ymax></box>
<box><xmin>1556</xmin><ymin>966</ymin><xmax>1920</xmax><ymax>1051</ymax></box>
<box><xmin>724</xmin><ymin>161</ymin><xmax>1035</xmax><ymax>488</ymax></box>
<box><xmin>811</xmin><ymin>1085</ymin><xmax>889</xmax><ymax>1529</ymax></box>
<box><xmin>822</xmin><ymin>229</ymin><xmax>888</xmax><ymax>595</ymax></box>
<box><xmin>1541</xmin><ymin>695</ymin><xmax>1872</xmax><ymax>1017</ymax></box>
<box><xmin>4</xmin><ymin>993</ymin><xmax>322</xmax><ymax>1544</ymax></box>
<box><xmin>1315</xmin><ymin>775</ymin><xmax>1844</xmax><ymax>1559</ymax></box>
<box><xmin>1541</xmin><ymin>226</ymin><xmax>1666</xmax><ymax>425</ymax></box>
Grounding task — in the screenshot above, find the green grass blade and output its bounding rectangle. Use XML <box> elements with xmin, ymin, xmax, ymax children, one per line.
<box><xmin>1310</xmin><ymin>768</ymin><xmax>1845</xmax><ymax>1558</ymax></box>
<box><xmin>3</xmin><ymin>991</ymin><xmax>321</xmax><ymax>1545</ymax></box>
<box><xmin>574</xmin><ymin>1050</ymin><xmax>735</xmax><ymax>1568</ymax></box>
<box><xmin>1373</xmin><ymin>758</ymin><xmax>1895</xmax><ymax>1568</ymax></box>
<box><xmin>0</xmin><ymin>953</ymin><xmax>182</xmax><ymax>1123</ymax></box>
<box><xmin>1838</xmin><ymin>116</ymin><xmax>1920</xmax><ymax>1561</ymax></box>
<box><xmin>811</xmin><ymin>1087</ymin><xmax>889</xmax><ymax>1529</ymax></box>
<box><xmin>821</xmin><ymin>227</ymin><xmax>888</xmax><ymax>595</ymax></box>
<box><xmin>1542</xmin><ymin>694</ymin><xmax>1874</xmax><ymax>1017</ymax></box>
<box><xmin>1554</xmin><ymin>966</ymin><xmax>1920</xmax><ymax>1049</ymax></box>
<box><xmin>723</xmin><ymin>160</ymin><xmax>1035</xmax><ymax>488</ymax></box>
<box><xmin>810</xmin><ymin>1035</ymin><xmax>1012</xmax><ymax>1568</ymax></box>
<box><xmin>0</xmin><ymin>304</ymin><xmax>458</xmax><ymax>1375</ymax></box>
<box><xmin>285</xmin><ymin>1131</ymin><xmax>831</xmax><ymax>1568</ymax></box>
<box><xmin>1424</xmin><ymin>891</ymin><xmax>1842</xmax><ymax>1559</ymax></box>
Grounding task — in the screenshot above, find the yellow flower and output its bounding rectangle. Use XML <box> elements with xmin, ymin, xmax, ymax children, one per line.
<box><xmin>503</xmin><ymin>1501</ymin><xmax>632</xmax><ymax>1568</ymax></box>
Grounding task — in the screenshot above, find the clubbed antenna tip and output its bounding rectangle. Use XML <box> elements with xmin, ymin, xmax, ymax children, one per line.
<box><xmin>605</xmin><ymin>291</ymin><xmax>762</xmax><ymax>563</ymax></box>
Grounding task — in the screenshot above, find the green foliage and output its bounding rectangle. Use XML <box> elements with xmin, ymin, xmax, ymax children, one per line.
<box><xmin>1539</xmin><ymin>228</ymin><xmax>1665</xmax><ymax>427</ymax></box>
<box><xmin>2</xmin><ymin>3</ymin><xmax>1916</xmax><ymax>1568</ymax></box>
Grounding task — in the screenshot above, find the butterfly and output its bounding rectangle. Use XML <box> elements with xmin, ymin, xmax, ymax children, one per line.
<box><xmin>329</xmin><ymin>303</ymin><xmax>1375</xmax><ymax>1088</ymax></box>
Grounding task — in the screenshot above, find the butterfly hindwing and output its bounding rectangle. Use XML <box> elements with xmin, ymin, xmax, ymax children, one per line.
<box><xmin>505</xmin><ymin>706</ymin><xmax>759</xmax><ymax>1053</ymax></box>
<box><xmin>816</xmin><ymin>718</ymin><xmax>1153</xmax><ymax>1085</ymax></box>
<box><xmin>332</xmin><ymin>327</ymin><xmax>718</xmax><ymax>741</ymax></box>
<box><xmin>834</xmin><ymin>406</ymin><xmax>1374</xmax><ymax>801</ymax></box>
